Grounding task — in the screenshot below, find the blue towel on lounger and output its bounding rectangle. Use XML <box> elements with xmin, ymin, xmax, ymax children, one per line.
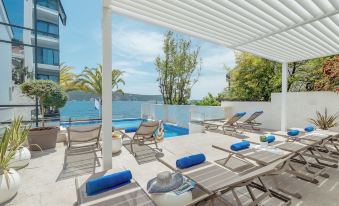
<box><xmin>304</xmin><ymin>126</ymin><xmax>315</xmax><ymax>133</ymax></box>
<box><xmin>230</xmin><ymin>141</ymin><xmax>250</xmax><ymax>151</ymax></box>
<box><xmin>125</xmin><ymin>127</ymin><xmax>137</xmax><ymax>133</ymax></box>
<box><xmin>266</xmin><ymin>135</ymin><xmax>275</xmax><ymax>143</ymax></box>
<box><xmin>235</xmin><ymin>112</ymin><xmax>246</xmax><ymax>117</ymax></box>
<box><xmin>287</xmin><ymin>129</ymin><xmax>299</xmax><ymax>136</ymax></box>
<box><xmin>86</xmin><ymin>170</ymin><xmax>132</xmax><ymax>196</ymax></box>
<box><xmin>176</xmin><ymin>154</ymin><xmax>206</xmax><ymax>169</ymax></box>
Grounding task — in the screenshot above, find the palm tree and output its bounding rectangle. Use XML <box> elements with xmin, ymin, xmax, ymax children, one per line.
<box><xmin>60</xmin><ymin>63</ymin><xmax>79</xmax><ymax>91</ymax></box>
<box><xmin>76</xmin><ymin>64</ymin><xmax>125</xmax><ymax>102</ymax></box>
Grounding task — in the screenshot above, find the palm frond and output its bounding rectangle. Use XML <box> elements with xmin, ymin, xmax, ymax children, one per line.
<box><xmin>309</xmin><ymin>108</ymin><xmax>339</xmax><ymax>130</ymax></box>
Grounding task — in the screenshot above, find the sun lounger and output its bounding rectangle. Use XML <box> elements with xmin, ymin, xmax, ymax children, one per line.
<box><xmin>121</xmin><ymin>121</ymin><xmax>162</xmax><ymax>157</ymax></box>
<box><xmin>75</xmin><ymin>169</ymin><xmax>156</xmax><ymax>206</ymax></box>
<box><xmin>238</xmin><ymin>111</ymin><xmax>263</xmax><ymax>130</ymax></box>
<box><xmin>204</xmin><ymin>112</ymin><xmax>246</xmax><ymax>134</ymax></box>
<box><xmin>67</xmin><ymin>125</ymin><xmax>102</xmax><ymax>150</ymax></box>
<box><xmin>158</xmin><ymin>154</ymin><xmax>291</xmax><ymax>205</ymax></box>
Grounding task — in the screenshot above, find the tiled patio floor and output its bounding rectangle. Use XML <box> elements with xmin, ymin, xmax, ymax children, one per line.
<box><xmin>4</xmin><ymin>131</ymin><xmax>339</xmax><ymax>206</ymax></box>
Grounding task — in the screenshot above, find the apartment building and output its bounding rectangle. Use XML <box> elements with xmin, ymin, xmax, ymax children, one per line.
<box><xmin>0</xmin><ymin>0</ymin><xmax>66</xmax><ymax>123</ymax></box>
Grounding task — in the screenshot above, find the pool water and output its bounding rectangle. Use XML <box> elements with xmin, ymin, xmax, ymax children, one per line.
<box><xmin>60</xmin><ymin>118</ymin><xmax>189</xmax><ymax>138</ymax></box>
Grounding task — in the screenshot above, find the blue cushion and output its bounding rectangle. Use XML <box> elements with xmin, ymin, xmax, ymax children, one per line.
<box><xmin>235</xmin><ymin>112</ymin><xmax>246</xmax><ymax>117</ymax></box>
<box><xmin>176</xmin><ymin>154</ymin><xmax>206</xmax><ymax>169</ymax></box>
<box><xmin>86</xmin><ymin>170</ymin><xmax>132</xmax><ymax>196</ymax></box>
<box><xmin>125</xmin><ymin>127</ymin><xmax>137</xmax><ymax>133</ymax></box>
<box><xmin>287</xmin><ymin>129</ymin><xmax>300</xmax><ymax>136</ymax></box>
<box><xmin>304</xmin><ymin>126</ymin><xmax>315</xmax><ymax>133</ymax></box>
<box><xmin>230</xmin><ymin>141</ymin><xmax>250</xmax><ymax>151</ymax></box>
<box><xmin>266</xmin><ymin>135</ymin><xmax>275</xmax><ymax>143</ymax></box>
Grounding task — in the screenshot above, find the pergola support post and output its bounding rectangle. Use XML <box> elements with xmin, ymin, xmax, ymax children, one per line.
<box><xmin>281</xmin><ymin>62</ymin><xmax>288</xmax><ymax>131</ymax></box>
<box><xmin>102</xmin><ymin>3</ymin><xmax>112</xmax><ymax>170</ymax></box>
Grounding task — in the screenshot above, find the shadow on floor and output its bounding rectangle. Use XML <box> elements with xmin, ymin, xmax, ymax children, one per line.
<box><xmin>123</xmin><ymin>139</ymin><xmax>163</xmax><ymax>165</ymax></box>
<box><xmin>56</xmin><ymin>146</ymin><xmax>101</xmax><ymax>181</ymax></box>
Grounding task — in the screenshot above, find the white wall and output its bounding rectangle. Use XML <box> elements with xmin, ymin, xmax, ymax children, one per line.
<box><xmin>222</xmin><ymin>92</ymin><xmax>339</xmax><ymax>132</ymax></box>
<box><xmin>141</xmin><ymin>103</ymin><xmax>227</xmax><ymax>128</ymax></box>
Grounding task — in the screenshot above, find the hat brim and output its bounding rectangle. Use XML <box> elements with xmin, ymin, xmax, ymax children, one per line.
<box><xmin>147</xmin><ymin>173</ymin><xmax>184</xmax><ymax>193</ymax></box>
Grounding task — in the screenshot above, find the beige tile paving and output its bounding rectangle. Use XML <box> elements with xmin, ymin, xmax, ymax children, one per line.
<box><xmin>3</xmin><ymin>131</ymin><xmax>339</xmax><ymax>206</ymax></box>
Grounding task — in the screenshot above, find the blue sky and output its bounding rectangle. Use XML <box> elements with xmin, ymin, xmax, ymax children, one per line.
<box><xmin>60</xmin><ymin>0</ymin><xmax>235</xmax><ymax>100</ymax></box>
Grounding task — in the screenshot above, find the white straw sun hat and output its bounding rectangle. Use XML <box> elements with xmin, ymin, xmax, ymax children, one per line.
<box><xmin>147</xmin><ymin>171</ymin><xmax>183</xmax><ymax>193</ymax></box>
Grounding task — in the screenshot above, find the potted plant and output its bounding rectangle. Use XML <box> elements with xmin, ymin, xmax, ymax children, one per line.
<box><xmin>259</xmin><ymin>136</ymin><xmax>268</xmax><ymax>148</ymax></box>
<box><xmin>8</xmin><ymin>116</ymin><xmax>31</xmax><ymax>170</ymax></box>
<box><xmin>0</xmin><ymin>123</ymin><xmax>23</xmax><ymax>204</ymax></box>
<box><xmin>20</xmin><ymin>80</ymin><xmax>67</xmax><ymax>150</ymax></box>
<box><xmin>112</xmin><ymin>129</ymin><xmax>122</xmax><ymax>153</ymax></box>
<box><xmin>309</xmin><ymin>108</ymin><xmax>338</xmax><ymax>130</ymax></box>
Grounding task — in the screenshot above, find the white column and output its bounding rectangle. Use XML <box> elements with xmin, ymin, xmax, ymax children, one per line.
<box><xmin>102</xmin><ymin>4</ymin><xmax>112</xmax><ymax>170</ymax></box>
<box><xmin>281</xmin><ymin>62</ymin><xmax>288</xmax><ymax>131</ymax></box>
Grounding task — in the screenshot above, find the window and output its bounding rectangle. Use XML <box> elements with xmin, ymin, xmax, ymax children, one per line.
<box><xmin>36</xmin><ymin>21</ymin><xmax>59</xmax><ymax>38</ymax></box>
<box><xmin>35</xmin><ymin>47</ymin><xmax>59</xmax><ymax>65</ymax></box>
<box><xmin>37</xmin><ymin>74</ymin><xmax>59</xmax><ymax>82</ymax></box>
<box><xmin>37</xmin><ymin>0</ymin><xmax>58</xmax><ymax>10</ymax></box>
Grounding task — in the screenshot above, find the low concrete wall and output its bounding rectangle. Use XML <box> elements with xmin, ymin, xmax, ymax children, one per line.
<box><xmin>141</xmin><ymin>103</ymin><xmax>228</xmax><ymax>128</ymax></box>
<box><xmin>222</xmin><ymin>92</ymin><xmax>339</xmax><ymax>132</ymax></box>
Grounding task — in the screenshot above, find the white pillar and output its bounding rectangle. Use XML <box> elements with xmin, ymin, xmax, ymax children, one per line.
<box><xmin>102</xmin><ymin>4</ymin><xmax>112</xmax><ymax>170</ymax></box>
<box><xmin>281</xmin><ymin>62</ymin><xmax>288</xmax><ymax>131</ymax></box>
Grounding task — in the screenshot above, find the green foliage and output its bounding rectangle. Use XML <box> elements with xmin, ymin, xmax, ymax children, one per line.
<box><xmin>309</xmin><ymin>108</ymin><xmax>339</xmax><ymax>130</ymax></box>
<box><xmin>12</xmin><ymin>59</ymin><xmax>33</xmax><ymax>85</ymax></box>
<box><xmin>155</xmin><ymin>31</ymin><xmax>201</xmax><ymax>105</ymax></box>
<box><xmin>195</xmin><ymin>93</ymin><xmax>221</xmax><ymax>106</ymax></box>
<box><xmin>76</xmin><ymin>64</ymin><xmax>125</xmax><ymax>97</ymax></box>
<box><xmin>225</xmin><ymin>52</ymin><xmax>281</xmax><ymax>101</ymax></box>
<box><xmin>60</xmin><ymin>63</ymin><xmax>79</xmax><ymax>92</ymax></box>
<box><xmin>220</xmin><ymin>52</ymin><xmax>336</xmax><ymax>101</ymax></box>
<box><xmin>0</xmin><ymin>116</ymin><xmax>29</xmax><ymax>187</ymax></box>
<box><xmin>260</xmin><ymin>136</ymin><xmax>267</xmax><ymax>142</ymax></box>
<box><xmin>20</xmin><ymin>80</ymin><xmax>67</xmax><ymax>127</ymax></box>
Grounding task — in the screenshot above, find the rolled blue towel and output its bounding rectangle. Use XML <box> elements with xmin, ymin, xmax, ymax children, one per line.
<box><xmin>304</xmin><ymin>126</ymin><xmax>315</xmax><ymax>133</ymax></box>
<box><xmin>287</xmin><ymin>129</ymin><xmax>300</xmax><ymax>136</ymax></box>
<box><xmin>176</xmin><ymin>154</ymin><xmax>206</xmax><ymax>169</ymax></box>
<box><xmin>235</xmin><ymin>112</ymin><xmax>246</xmax><ymax>117</ymax></box>
<box><xmin>125</xmin><ymin>127</ymin><xmax>137</xmax><ymax>133</ymax></box>
<box><xmin>266</xmin><ymin>135</ymin><xmax>275</xmax><ymax>143</ymax></box>
<box><xmin>86</xmin><ymin>170</ymin><xmax>132</xmax><ymax>196</ymax></box>
<box><xmin>230</xmin><ymin>141</ymin><xmax>250</xmax><ymax>151</ymax></box>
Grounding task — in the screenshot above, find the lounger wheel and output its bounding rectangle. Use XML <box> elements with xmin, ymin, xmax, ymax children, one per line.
<box><xmin>311</xmin><ymin>179</ymin><xmax>319</xmax><ymax>184</ymax></box>
<box><xmin>294</xmin><ymin>193</ymin><xmax>302</xmax><ymax>199</ymax></box>
<box><xmin>320</xmin><ymin>173</ymin><xmax>330</xmax><ymax>178</ymax></box>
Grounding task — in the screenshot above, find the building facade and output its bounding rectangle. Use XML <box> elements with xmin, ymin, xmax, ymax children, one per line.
<box><xmin>0</xmin><ymin>0</ymin><xmax>66</xmax><ymax>124</ymax></box>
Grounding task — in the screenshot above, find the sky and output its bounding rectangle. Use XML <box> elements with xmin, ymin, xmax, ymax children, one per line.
<box><xmin>60</xmin><ymin>0</ymin><xmax>235</xmax><ymax>100</ymax></box>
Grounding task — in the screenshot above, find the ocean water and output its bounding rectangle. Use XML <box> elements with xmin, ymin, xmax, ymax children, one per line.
<box><xmin>60</xmin><ymin>100</ymin><xmax>148</xmax><ymax>121</ymax></box>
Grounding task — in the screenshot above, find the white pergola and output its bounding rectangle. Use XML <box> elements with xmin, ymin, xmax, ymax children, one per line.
<box><xmin>101</xmin><ymin>0</ymin><xmax>339</xmax><ymax>169</ymax></box>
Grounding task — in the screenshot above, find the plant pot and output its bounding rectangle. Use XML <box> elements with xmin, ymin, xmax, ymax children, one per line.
<box><xmin>112</xmin><ymin>138</ymin><xmax>122</xmax><ymax>154</ymax></box>
<box><xmin>0</xmin><ymin>169</ymin><xmax>21</xmax><ymax>204</ymax></box>
<box><xmin>28</xmin><ymin>127</ymin><xmax>59</xmax><ymax>150</ymax></box>
<box><xmin>9</xmin><ymin>147</ymin><xmax>31</xmax><ymax>170</ymax></box>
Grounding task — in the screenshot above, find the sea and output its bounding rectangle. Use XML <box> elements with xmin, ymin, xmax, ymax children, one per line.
<box><xmin>59</xmin><ymin>100</ymin><xmax>153</xmax><ymax>121</ymax></box>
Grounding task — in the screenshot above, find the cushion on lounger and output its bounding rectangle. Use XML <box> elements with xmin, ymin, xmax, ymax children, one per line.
<box><xmin>176</xmin><ymin>154</ymin><xmax>206</xmax><ymax>169</ymax></box>
<box><xmin>125</xmin><ymin>127</ymin><xmax>137</xmax><ymax>133</ymax></box>
<box><xmin>86</xmin><ymin>170</ymin><xmax>132</xmax><ymax>196</ymax></box>
<box><xmin>235</xmin><ymin>112</ymin><xmax>246</xmax><ymax>117</ymax></box>
<box><xmin>266</xmin><ymin>135</ymin><xmax>276</xmax><ymax>143</ymax></box>
<box><xmin>304</xmin><ymin>126</ymin><xmax>315</xmax><ymax>133</ymax></box>
<box><xmin>287</xmin><ymin>129</ymin><xmax>299</xmax><ymax>136</ymax></box>
<box><xmin>230</xmin><ymin>141</ymin><xmax>250</xmax><ymax>151</ymax></box>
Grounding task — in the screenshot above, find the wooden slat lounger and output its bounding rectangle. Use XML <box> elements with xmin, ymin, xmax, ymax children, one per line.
<box><xmin>75</xmin><ymin>170</ymin><xmax>156</xmax><ymax>206</ymax></box>
<box><xmin>158</xmin><ymin>156</ymin><xmax>292</xmax><ymax>206</ymax></box>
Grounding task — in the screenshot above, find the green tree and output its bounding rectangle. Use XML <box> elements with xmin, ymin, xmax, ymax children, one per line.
<box><xmin>60</xmin><ymin>63</ymin><xmax>79</xmax><ymax>91</ymax></box>
<box><xmin>20</xmin><ymin>80</ymin><xmax>68</xmax><ymax>127</ymax></box>
<box><xmin>226</xmin><ymin>52</ymin><xmax>281</xmax><ymax>101</ymax></box>
<box><xmin>195</xmin><ymin>93</ymin><xmax>221</xmax><ymax>106</ymax></box>
<box><xmin>155</xmin><ymin>31</ymin><xmax>201</xmax><ymax>105</ymax></box>
<box><xmin>76</xmin><ymin>64</ymin><xmax>125</xmax><ymax>103</ymax></box>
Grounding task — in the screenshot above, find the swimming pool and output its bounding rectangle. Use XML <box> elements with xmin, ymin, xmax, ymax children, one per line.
<box><xmin>60</xmin><ymin>118</ymin><xmax>189</xmax><ymax>138</ymax></box>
